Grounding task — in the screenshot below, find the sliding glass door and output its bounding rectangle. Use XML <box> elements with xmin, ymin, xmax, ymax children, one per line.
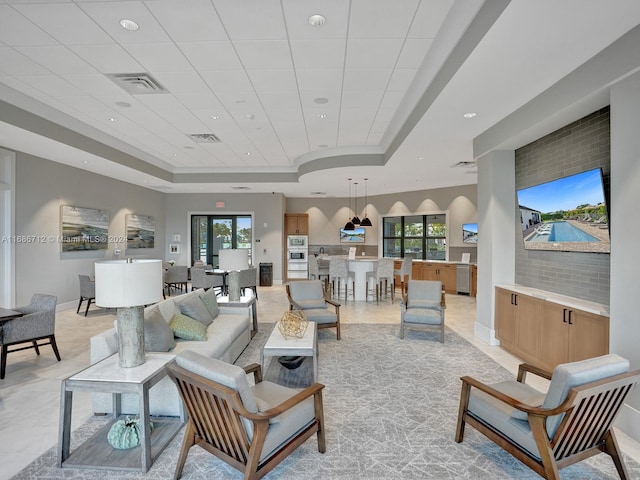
<box><xmin>191</xmin><ymin>215</ymin><xmax>252</xmax><ymax>267</ymax></box>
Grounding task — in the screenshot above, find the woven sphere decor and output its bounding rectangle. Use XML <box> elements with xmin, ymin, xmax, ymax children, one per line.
<box><xmin>278</xmin><ymin>310</ymin><xmax>309</xmax><ymax>339</ymax></box>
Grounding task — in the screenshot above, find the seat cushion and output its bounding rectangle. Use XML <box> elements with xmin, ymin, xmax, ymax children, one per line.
<box><xmin>403</xmin><ymin>308</ymin><xmax>441</xmax><ymax>325</ymax></box>
<box><xmin>408</xmin><ymin>300</ymin><xmax>442</xmax><ymax>310</ymax></box>
<box><xmin>468</xmin><ymin>381</ymin><xmax>545</xmax><ymax>458</ymax></box>
<box><xmin>251</xmin><ymin>381</ymin><xmax>316</xmax><ymax>462</ymax></box>
<box><xmin>302</xmin><ymin>308</ymin><xmax>337</xmax><ymax>325</ymax></box>
<box><xmin>296</xmin><ymin>299</ymin><xmax>327</xmax><ymax>310</ymax></box>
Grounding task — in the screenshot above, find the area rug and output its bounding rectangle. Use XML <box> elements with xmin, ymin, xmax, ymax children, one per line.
<box><xmin>13</xmin><ymin>324</ymin><xmax>639</xmax><ymax>479</ymax></box>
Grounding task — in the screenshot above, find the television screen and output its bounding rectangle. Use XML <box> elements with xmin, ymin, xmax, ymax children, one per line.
<box><xmin>517</xmin><ymin>168</ymin><xmax>609</xmax><ymax>253</ymax></box>
<box><xmin>462</xmin><ymin>223</ymin><xmax>478</xmax><ymax>244</ymax></box>
<box><xmin>340</xmin><ymin>227</ymin><xmax>365</xmax><ymax>243</ymax></box>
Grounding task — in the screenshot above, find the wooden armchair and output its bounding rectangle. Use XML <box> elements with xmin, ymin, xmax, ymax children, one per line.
<box><xmin>166</xmin><ymin>350</ymin><xmax>326</xmax><ymax>480</ymax></box>
<box><xmin>286</xmin><ymin>280</ymin><xmax>341</xmax><ymax>340</ymax></box>
<box><xmin>455</xmin><ymin>354</ymin><xmax>640</xmax><ymax>480</ymax></box>
<box><xmin>400</xmin><ymin>279</ymin><xmax>446</xmax><ymax>342</ymax></box>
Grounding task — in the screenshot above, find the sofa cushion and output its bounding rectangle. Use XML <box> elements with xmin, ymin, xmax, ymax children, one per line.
<box><xmin>169</xmin><ymin>313</ymin><xmax>207</xmax><ymax>341</ymax></box>
<box><xmin>199</xmin><ymin>288</ymin><xmax>219</xmax><ymax>319</ymax></box>
<box><xmin>179</xmin><ymin>293</ymin><xmax>214</xmax><ymax>326</ymax></box>
<box><xmin>144</xmin><ymin>307</ymin><xmax>176</xmax><ymax>352</ymax></box>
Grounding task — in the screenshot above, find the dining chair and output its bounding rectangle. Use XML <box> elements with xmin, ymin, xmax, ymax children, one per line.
<box><xmin>164</xmin><ymin>265</ymin><xmax>188</xmax><ymax>296</ymax></box>
<box><xmin>76</xmin><ymin>274</ymin><xmax>96</xmax><ymax>316</ymax></box>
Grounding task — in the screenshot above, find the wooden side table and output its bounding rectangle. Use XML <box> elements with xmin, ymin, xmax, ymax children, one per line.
<box><xmin>57</xmin><ymin>353</ymin><xmax>184</xmax><ymax>472</ymax></box>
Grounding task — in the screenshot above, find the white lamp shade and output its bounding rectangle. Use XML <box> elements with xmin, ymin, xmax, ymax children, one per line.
<box><xmin>218</xmin><ymin>249</ymin><xmax>249</xmax><ymax>271</ymax></box>
<box><xmin>95</xmin><ymin>259</ymin><xmax>163</xmax><ymax>307</ymax></box>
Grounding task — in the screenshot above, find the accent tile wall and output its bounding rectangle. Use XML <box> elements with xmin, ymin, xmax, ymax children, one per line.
<box><xmin>514</xmin><ymin>107</ymin><xmax>610</xmax><ymax>305</ymax></box>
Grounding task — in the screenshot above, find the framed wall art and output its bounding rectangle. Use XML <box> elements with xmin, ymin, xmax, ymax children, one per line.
<box><xmin>60</xmin><ymin>205</ymin><xmax>109</xmax><ymax>252</ymax></box>
<box><xmin>126</xmin><ymin>214</ymin><xmax>155</xmax><ymax>249</ymax></box>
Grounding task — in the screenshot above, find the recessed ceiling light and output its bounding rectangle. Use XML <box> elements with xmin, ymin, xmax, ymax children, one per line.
<box><xmin>209</xmin><ymin>114</ymin><xmax>220</xmax><ymax>120</ymax></box>
<box><xmin>463</xmin><ymin>112</ymin><xmax>477</xmax><ymax>118</ymax></box>
<box><xmin>82</xmin><ymin>160</ymin><xmax>88</xmax><ymax>164</ymax></box>
<box><xmin>245</xmin><ymin>152</ymin><xmax>252</xmax><ymax>156</ymax></box>
<box><xmin>314</xmin><ymin>97</ymin><xmax>328</xmax><ymax>104</ymax></box>
<box><xmin>115</xmin><ymin>101</ymin><xmax>131</xmax><ymax>108</ymax></box>
<box><xmin>119</xmin><ymin>19</ymin><xmax>139</xmax><ymax>31</ymax></box>
<box><xmin>308</xmin><ymin>14</ymin><xmax>326</xmax><ymax>27</ymax></box>
<box><xmin>108</xmin><ymin>117</ymin><xmax>117</xmax><ymax>122</ymax></box>
<box><xmin>417</xmin><ymin>156</ymin><xmax>425</xmax><ymax>161</ymax></box>
<box><xmin>317</xmin><ymin>113</ymin><xmax>327</xmax><ymax>119</ymax></box>
<box><xmin>245</xmin><ymin>114</ymin><xmax>255</xmax><ymax>120</ymax></box>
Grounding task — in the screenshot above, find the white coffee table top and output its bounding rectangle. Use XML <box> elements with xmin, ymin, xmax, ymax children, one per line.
<box><xmin>263</xmin><ymin>321</ymin><xmax>316</xmax><ymax>356</ymax></box>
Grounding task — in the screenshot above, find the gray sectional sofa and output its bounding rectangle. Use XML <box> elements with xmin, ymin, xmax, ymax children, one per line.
<box><xmin>90</xmin><ymin>288</ymin><xmax>251</xmax><ymax>416</ymax></box>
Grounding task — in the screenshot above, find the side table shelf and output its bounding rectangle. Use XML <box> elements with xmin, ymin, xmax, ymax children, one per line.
<box><xmin>60</xmin><ymin>416</ymin><xmax>182</xmax><ymax>471</ymax></box>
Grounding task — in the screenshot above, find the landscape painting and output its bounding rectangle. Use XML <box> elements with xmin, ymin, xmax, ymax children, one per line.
<box><xmin>60</xmin><ymin>205</ymin><xmax>109</xmax><ymax>252</ymax></box>
<box><xmin>126</xmin><ymin>214</ymin><xmax>155</xmax><ymax>249</ymax></box>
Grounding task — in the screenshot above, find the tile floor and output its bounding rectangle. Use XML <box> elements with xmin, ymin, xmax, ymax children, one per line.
<box><xmin>1</xmin><ymin>284</ymin><xmax>638</xmax><ymax>479</ymax></box>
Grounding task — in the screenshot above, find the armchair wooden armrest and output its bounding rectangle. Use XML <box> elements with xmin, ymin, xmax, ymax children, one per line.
<box><xmin>517</xmin><ymin>363</ymin><xmax>552</xmax><ymax>383</ymax></box>
<box><xmin>244</xmin><ymin>363</ymin><xmax>263</xmax><ymax>384</ymax></box>
<box><xmin>324</xmin><ymin>296</ymin><xmax>341</xmax><ymax>310</ymax></box>
<box><xmin>243</xmin><ymin>383</ymin><xmax>326</xmax><ymax>423</ymax></box>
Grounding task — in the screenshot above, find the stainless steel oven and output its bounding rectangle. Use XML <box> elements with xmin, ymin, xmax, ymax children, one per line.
<box><xmin>288</xmin><ymin>250</ymin><xmax>307</xmax><ymax>262</ymax></box>
<box><xmin>288</xmin><ymin>235</ymin><xmax>307</xmax><ymax>248</ymax></box>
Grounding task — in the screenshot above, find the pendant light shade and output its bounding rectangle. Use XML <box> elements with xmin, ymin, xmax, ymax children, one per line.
<box><xmin>360</xmin><ymin>178</ymin><xmax>373</xmax><ymax>227</ymax></box>
<box><xmin>344</xmin><ymin>178</ymin><xmax>355</xmax><ymax>231</ymax></box>
<box><xmin>351</xmin><ymin>181</ymin><xmax>361</xmax><ymax>225</ymax></box>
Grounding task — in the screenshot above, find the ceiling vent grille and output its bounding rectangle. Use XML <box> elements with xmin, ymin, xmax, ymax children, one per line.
<box><xmin>188</xmin><ymin>133</ymin><xmax>222</xmax><ymax>143</ymax></box>
<box><xmin>107</xmin><ymin>73</ymin><xmax>168</xmax><ymax>95</ymax></box>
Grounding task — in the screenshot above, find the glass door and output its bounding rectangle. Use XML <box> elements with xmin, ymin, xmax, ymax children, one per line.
<box><xmin>191</xmin><ymin>215</ymin><xmax>252</xmax><ymax>267</ymax></box>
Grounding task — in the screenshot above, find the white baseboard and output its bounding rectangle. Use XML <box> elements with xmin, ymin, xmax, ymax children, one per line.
<box><xmin>474</xmin><ymin>321</ymin><xmax>500</xmax><ymax>345</ymax></box>
<box><xmin>616</xmin><ymin>403</ymin><xmax>640</xmax><ymax>443</ymax></box>
<box><xmin>57</xmin><ymin>300</ymin><xmax>77</xmax><ymax>312</ymax></box>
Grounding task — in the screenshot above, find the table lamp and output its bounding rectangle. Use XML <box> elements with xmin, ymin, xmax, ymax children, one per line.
<box><xmin>95</xmin><ymin>259</ymin><xmax>163</xmax><ymax>368</ymax></box>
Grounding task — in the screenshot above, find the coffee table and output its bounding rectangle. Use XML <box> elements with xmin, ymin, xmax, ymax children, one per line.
<box><xmin>261</xmin><ymin>321</ymin><xmax>317</xmax><ymax>388</ymax></box>
<box><xmin>57</xmin><ymin>353</ymin><xmax>184</xmax><ymax>472</ymax></box>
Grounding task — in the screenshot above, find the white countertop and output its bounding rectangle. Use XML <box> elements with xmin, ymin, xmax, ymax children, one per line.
<box><xmin>496</xmin><ymin>283</ymin><xmax>609</xmax><ymax>317</ymax></box>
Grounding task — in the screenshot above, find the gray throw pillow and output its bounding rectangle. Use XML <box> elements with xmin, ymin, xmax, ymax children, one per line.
<box><xmin>144</xmin><ymin>307</ymin><xmax>176</xmax><ymax>352</ymax></box>
<box><xmin>179</xmin><ymin>293</ymin><xmax>214</xmax><ymax>326</ymax></box>
<box><xmin>199</xmin><ymin>289</ymin><xmax>219</xmax><ymax>320</ymax></box>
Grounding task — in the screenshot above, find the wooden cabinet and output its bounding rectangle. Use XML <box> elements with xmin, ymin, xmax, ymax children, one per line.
<box><xmin>470</xmin><ymin>265</ymin><xmax>477</xmax><ymax>297</ymax></box>
<box><xmin>413</xmin><ymin>262</ymin><xmax>457</xmax><ymax>294</ymax></box>
<box><xmin>495</xmin><ymin>286</ymin><xmax>609</xmax><ymax>371</ymax></box>
<box><xmin>285</xmin><ymin>214</ymin><xmax>309</xmax><ymax>235</ymax></box>
<box><xmin>538</xmin><ymin>302</ymin><xmax>610</xmax><ymax>372</ymax></box>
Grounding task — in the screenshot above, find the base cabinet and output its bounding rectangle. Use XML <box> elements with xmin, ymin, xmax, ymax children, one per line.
<box><xmin>495</xmin><ymin>286</ymin><xmax>609</xmax><ymax>371</ymax></box>
<box><xmin>412</xmin><ymin>262</ymin><xmax>457</xmax><ymax>294</ymax></box>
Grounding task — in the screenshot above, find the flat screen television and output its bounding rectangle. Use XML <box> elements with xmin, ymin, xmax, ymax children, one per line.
<box><xmin>462</xmin><ymin>223</ymin><xmax>478</xmax><ymax>244</ymax></box>
<box><xmin>516</xmin><ymin>168</ymin><xmax>609</xmax><ymax>253</ymax></box>
<box><xmin>340</xmin><ymin>227</ymin><xmax>365</xmax><ymax>243</ymax></box>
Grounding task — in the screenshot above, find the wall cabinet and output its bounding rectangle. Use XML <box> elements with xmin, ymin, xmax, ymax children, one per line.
<box><xmin>495</xmin><ymin>286</ymin><xmax>609</xmax><ymax>371</ymax></box>
<box><xmin>285</xmin><ymin>214</ymin><xmax>309</xmax><ymax>235</ymax></box>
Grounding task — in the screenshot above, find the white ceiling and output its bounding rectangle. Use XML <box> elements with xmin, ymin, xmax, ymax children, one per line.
<box><xmin>1</xmin><ymin>0</ymin><xmax>640</xmax><ymax>197</ymax></box>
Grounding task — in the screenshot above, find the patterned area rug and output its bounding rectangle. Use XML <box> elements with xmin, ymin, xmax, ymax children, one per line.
<box><xmin>14</xmin><ymin>324</ymin><xmax>639</xmax><ymax>479</ymax></box>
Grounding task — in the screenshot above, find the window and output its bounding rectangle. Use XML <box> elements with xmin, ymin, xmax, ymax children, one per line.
<box><xmin>191</xmin><ymin>215</ymin><xmax>252</xmax><ymax>267</ymax></box>
<box><xmin>383</xmin><ymin>214</ymin><xmax>447</xmax><ymax>260</ymax></box>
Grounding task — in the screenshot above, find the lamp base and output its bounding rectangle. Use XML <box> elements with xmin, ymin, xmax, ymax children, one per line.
<box><xmin>228</xmin><ymin>270</ymin><xmax>241</xmax><ymax>302</ymax></box>
<box><xmin>117</xmin><ymin>306</ymin><xmax>145</xmax><ymax>368</ymax></box>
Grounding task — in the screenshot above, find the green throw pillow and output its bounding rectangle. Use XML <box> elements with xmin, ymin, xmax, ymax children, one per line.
<box><xmin>199</xmin><ymin>289</ymin><xmax>219</xmax><ymax>319</ymax></box>
<box><xmin>169</xmin><ymin>313</ymin><xmax>207</xmax><ymax>341</ymax></box>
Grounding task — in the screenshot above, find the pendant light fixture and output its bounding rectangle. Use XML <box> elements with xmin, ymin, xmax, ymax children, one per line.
<box><xmin>351</xmin><ymin>181</ymin><xmax>361</xmax><ymax>225</ymax></box>
<box><xmin>344</xmin><ymin>178</ymin><xmax>355</xmax><ymax>231</ymax></box>
<box><xmin>360</xmin><ymin>178</ymin><xmax>373</xmax><ymax>227</ymax></box>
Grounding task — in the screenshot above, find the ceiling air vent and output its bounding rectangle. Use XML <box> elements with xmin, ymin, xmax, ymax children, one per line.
<box><xmin>107</xmin><ymin>73</ymin><xmax>168</xmax><ymax>95</ymax></box>
<box><xmin>188</xmin><ymin>133</ymin><xmax>222</xmax><ymax>143</ymax></box>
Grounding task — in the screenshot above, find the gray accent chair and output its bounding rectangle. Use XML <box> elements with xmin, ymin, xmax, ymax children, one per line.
<box><xmin>1</xmin><ymin>294</ymin><xmax>59</xmax><ymax>379</ymax></box>
<box><xmin>400</xmin><ymin>279</ymin><xmax>445</xmax><ymax>342</ymax></box>
<box><xmin>166</xmin><ymin>350</ymin><xmax>326</xmax><ymax>480</ymax></box>
<box><xmin>164</xmin><ymin>265</ymin><xmax>188</xmax><ymax>295</ymax></box>
<box><xmin>190</xmin><ymin>267</ymin><xmax>223</xmax><ymax>294</ymax></box>
<box><xmin>239</xmin><ymin>266</ymin><xmax>258</xmax><ymax>299</ymax></box>
<box><xmin>455</xmin><ymin>354</ymin><xmax>640</xmax><ymax>480</ymax></box>
<box><xmin>76</xmin><ymin>274</ymin><xmax>95</xmax><ymax>316</ymax></box>
<box><xmin>286</xmin><ymin>280</ymin><xmax>341</xmax><ymax>340</ymax></box>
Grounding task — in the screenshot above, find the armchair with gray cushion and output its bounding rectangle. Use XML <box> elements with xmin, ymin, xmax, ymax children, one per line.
<box><xmin>455</xmin><ymin>354</ymin><xmax>640</xmax><ymax>480</ymax></box>
<box><xmin>239</xmin><ymin>266</ymin><xmax>258</xmax><ymax>299</ymax></box>
<box><xmin>1</xmin><ymin>294</ymin><xmax>59</xmax><ymax>379</ymax></box>
<box><xmin>286</xmin><ymin>280</ymin><xmax>341</xmax><ymax>340</ymax></box>
<box><xmin>166</xmin><ymin>350</ymin><xmax>326</xmax><ymax>480</ymax></box>
<box><xmin>400</xmin><ymin>279</ymin><xmax>445</xmax><ymax>342</ymax></box>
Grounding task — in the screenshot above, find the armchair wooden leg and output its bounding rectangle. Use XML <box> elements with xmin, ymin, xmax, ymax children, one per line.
<box><xmin>173</xmin><ymin>422</ymin><xmax>196</xmax><ymax>480</ymax></box>
<box><xmin>315</xmin><ymin>390</ymin><xmax>326</xmax><ymax>453</ymax></box>
<box><xmin>604</xmin><ymin>429</ymin><xmax>630</xmax><ymax>480</ymax></box>
<box><xmin>455</xmin><ymin>381</ymin><xmax>471</xmax><ymax>443</ymax></box>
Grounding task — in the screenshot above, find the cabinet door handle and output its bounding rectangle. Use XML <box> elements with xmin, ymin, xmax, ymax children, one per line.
<box><xmin>563</xmin><ymin>308</ymin><xmax>567</xmax><ymax>323</ymax></box>
<box><xmin>568</xmin><ymin>310</ymin><xmax>573</xmax><ymax>325</ymax></box>
<box><xmin>513</xmin><ymin>294</ymin><xmax>518</xmax><ymax>306</ymax></box>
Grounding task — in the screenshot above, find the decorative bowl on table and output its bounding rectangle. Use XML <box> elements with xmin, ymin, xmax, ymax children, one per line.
<box><xmin>278</xmin><ymin>356</ymin><xmax>305</xmax><ymax>369</ymax></box>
